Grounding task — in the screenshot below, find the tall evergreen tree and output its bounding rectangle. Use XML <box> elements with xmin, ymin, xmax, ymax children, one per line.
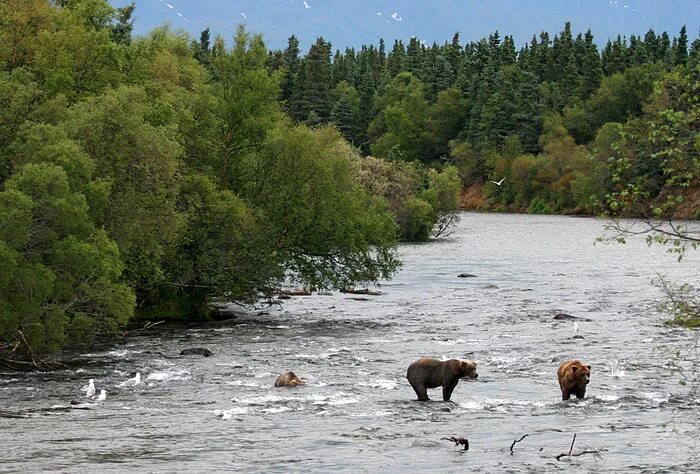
<box><xmin>674</xmin><ymin>25</ymin><xmax>689</xmax><ymax>65</ymax></box>
<box><xmin>280</xmin><ymin>35</ymin><xmax>300</xmax><ymax>111</ymax></box>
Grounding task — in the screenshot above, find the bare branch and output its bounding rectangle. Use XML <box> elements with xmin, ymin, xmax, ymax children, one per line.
<box><xmin>510</xmin><ymin>434</ymin><xmax>529</xmax><ymax>454</ymax></box>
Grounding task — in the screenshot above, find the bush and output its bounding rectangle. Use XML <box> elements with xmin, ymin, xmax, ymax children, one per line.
<box><xmin>397</xmin><ymin>197</ymin><xmax>436</xmax><ymax>241</ymax></box>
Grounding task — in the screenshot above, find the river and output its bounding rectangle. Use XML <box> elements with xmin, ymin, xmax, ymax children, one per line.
<box><xmin>1</xmin><ymin>213</ymin><xmax>699</xmax><ymax>473</ymax></box>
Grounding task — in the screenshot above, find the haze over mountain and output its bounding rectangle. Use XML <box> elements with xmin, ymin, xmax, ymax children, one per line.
<box><xmin>110</xmin><ymin>0</ymin><xmax>698</xmax><ymax>51</ymax></box>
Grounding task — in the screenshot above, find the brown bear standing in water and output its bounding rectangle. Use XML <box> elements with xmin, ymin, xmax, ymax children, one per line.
<box><xmin>557</xmin><ymin>360</ymin><xmax>591</xmax><ymax>400</ymax></box>
<box><xmin>406</xmin><ymin>358</ymin><xmax>478</xmax><ymax>401</ymax></box>
<box><xmin>274</xmin><ymin>371</ymin><xmax>305</xmax><ymax>387</ymax></box>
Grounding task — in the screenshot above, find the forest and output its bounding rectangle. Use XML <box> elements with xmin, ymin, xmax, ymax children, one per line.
<box><xmin>0</xmin><ymin>0</ymin><xmax>698</xmax><ymax>360</ymax></box>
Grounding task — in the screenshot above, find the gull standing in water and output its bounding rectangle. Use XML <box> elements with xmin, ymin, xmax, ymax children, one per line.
<box><xmin>96</xmin><ymin>389</ymin><xmax>107</xmax><ymax>401</ymax></box>
<box><xmin>119</xmin><ymin>372</ymin><xmax>141</xmax><ymax>387</ymax></box>
<box><xmin>84</xmin><ymin>379</ymin><xmax>95</xmax><ymax>398</ymax></box>
<box><xmin>573</xmin><ymin>322</ymin><xmax>580</xmax><ymax>336</ymax></box>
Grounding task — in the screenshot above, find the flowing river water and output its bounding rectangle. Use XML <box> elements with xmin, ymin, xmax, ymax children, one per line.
<box><xmin>1</xmin><ymin>213</ymin><xmax>700</xmax><ymax>473</ymax></box>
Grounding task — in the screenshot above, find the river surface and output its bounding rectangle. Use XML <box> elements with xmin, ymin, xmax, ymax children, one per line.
<box><xmin>2</xmin><ymin>213</ymin><xmax>700</xmax><ymax>473</ymax></box>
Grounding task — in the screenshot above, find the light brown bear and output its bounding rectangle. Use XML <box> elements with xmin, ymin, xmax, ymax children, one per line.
<box><xmin>406</xmin><ymin>358</ymin><xmax>478</xmax><ymax>401</ymax></box>
<box><xmin>557</xmin><ymin>360</ymin><xmax>591</xmax><ymax>400</ymax></box>
<box><xmin>274</xmin><ymin>371</ymin><xmax>305</xmax><ymax>388</ymax></box>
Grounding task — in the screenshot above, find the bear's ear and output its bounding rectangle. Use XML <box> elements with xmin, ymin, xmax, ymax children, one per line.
<box><xmin>586</xmin><ymin>365</ymin><xmax>591</xmax><ymax>370</ymax></box>
<box><xmin>570</xmin><ymin>365</ymin><xmax>578</xmax><ymax>371</ymax></box>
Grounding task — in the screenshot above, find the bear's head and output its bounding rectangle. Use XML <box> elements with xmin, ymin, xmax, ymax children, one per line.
<box><xmin>571</xmin><ymin>363</ymin><xmax>591</xmax><ymax>385</ymax></box>
<box><xmin>459</xmin><ymin>360</ymin><xmax>478</xmax><ymax>379</ymax></box>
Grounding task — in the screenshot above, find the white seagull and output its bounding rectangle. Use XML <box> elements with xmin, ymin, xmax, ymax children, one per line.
<box><xmin>303</xmin><ymin>0</ymin><xmax>311</xmax><ymax>8</ymax></box>
<box><xmin>391</xmin><ymin>12</ymin><xmax>402</xmax><ymax>21</ymax></box>
<box><xmin>490</xmin><ymin>177</ymin><xmax>505</xmax><ymax>186</ymax></box>
<box><xmin>96</xmin><ymin>389</ymin><xmax>107</xmax><ymax>401</ymax></box>
<box><xmin>240</xmin><ymin>12</ymin><xmax>247</xmax><ymax>19</ymax></box>
<box><xmin>119</xmin><ymin>372</ymin><xmax>141</xmax><ymax>387</ymax></box>
<box><xmin>84</xmin><ymin>379</ymin><xmax>95</xmax><ymax>398</ymax></box>
<box><xmin>573</xmin><ymin>322</ymin><xmax>580</xmax><ymax>336</ymax></box>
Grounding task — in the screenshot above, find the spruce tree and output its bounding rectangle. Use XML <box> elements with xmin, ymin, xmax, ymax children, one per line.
<box><xmin>674</xmin><ymin>25</ymin><xmax>688</xmax><ymax>65</ymax></box>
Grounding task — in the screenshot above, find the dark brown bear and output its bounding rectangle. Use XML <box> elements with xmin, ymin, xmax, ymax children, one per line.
<box><xmin>406</xmin><ymin>358</ymin><xmax>478</xmax><ymax>401</ymax></box>
<box><xmin>274</xmin><ymin>371</ymin><xmax>305</xmax><ymax>387</ymax></box>
<box><xmin>557</xmin><ymin>360</ymin><xmax>591</xmax><ymax>400</ymax></box>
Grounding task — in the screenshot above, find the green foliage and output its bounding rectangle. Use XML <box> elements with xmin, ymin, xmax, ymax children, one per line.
<box><xmin>62</xmin><ymin>85</ymin><xmax>182</xmax><ymax>289</ymax></box>
<box><xmin>607</xmin><ymin>66</ymin><xmax>700</xmax><ymax>220</ymax></box>
<box><xmin>422</xmin><ymin>166</ymin><xmax>462</xmax><ymax>237</ymax></box>
<box><xmin>396</xmin><ymin>197</ymin><xmax>435</xmax><ymax>242</ymax></box>
<box><xmin>241</xmin><ymin>125</ymin><xmax>400</xmax><ymax>289</ymax></box>
<box><xmin>0</xmin><ymin>163</ymin><xmax>134</xmax><ymax>353</ymax></box>
<box><xmin>350</xmin><ymin>156</ymin><xmax>460</xmax><ymax>240</ymax></box>
<box><xmin>527</xmin><ymin>197</ymin><xmax>552</xmax><ymax>214</ymax></box>
<box><xmin>329</xmin><ymin>81</ymin><xmax>360</xmax><ymax>144</ymax></box>
<box><xmin>369</xmin><ymin>72</ymin><xmax>430</xmax><ymax>161</ymax></box>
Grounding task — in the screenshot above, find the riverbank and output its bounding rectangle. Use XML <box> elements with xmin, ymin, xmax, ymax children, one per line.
<box><xmin>460</xmin><ymin>184</ymin><xmax>700</xmax><ymax>219</ymax></box>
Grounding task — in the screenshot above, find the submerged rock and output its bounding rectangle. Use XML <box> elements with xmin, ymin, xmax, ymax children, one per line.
<box><xmin>457</xmin><ymin>273</ymin><xmax>477</xmax><ymax>278</ymax></box>
<box><xmin>554</xmin><ymin>313</ymin><xmax>592</xmax><ymax>321</ymax></box>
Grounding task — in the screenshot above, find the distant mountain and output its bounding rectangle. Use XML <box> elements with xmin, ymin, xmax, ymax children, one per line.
<box><xmin>110</xmin><ymin>0</ymin><xmax>699</xmax><ymax>51</ymax></box>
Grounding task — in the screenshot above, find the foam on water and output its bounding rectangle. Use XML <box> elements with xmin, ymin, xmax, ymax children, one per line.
<box><xmin>146</xmin><ymin>368</ymin><xmax>190</xmax><ymax>382</ymax></box>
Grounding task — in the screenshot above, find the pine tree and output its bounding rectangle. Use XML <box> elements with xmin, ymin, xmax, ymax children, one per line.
<box><xmin>280</xmin><ymin>35</ymin><xmax>300</xmax><ymax>111</ymax></box>
<box><xmin>643</xmin><ymin>29</ymin><xmax>659</xmax><ymax>61</ymax></box>
<box><xmin>386</xmin><ymin>40</ymin><xmax>405</xmax><ymax>78</ymax></box>
<box><xmin>689</xmin><ymin>29</ymin><xmax>700</xmax><ymax>69</ymax></box>
<box><xmin>294</xmin><ymin>37</ymin><xmax>332</xmax><ymax>123</ymax></box>
<box><xmin>111</xmin><ymin>2</ymin><xmax>134</xmax><ymax>45</ymax></box>
<box><xmin>405</xmin><ymin>37</ymin><xmax>422</xmax><ymax>75</ymax></box>
<box><xmin>674</xmin><ymin>25</ymin><xmax>688</xmax><ymax>65</ymax></box>
<box><xmin>579</xmin><ymin>29</ymin><xmax>602</xmax><ymax>99</ymax></box>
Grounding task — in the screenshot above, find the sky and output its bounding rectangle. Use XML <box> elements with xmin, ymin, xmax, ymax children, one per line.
<box><xmin>109</xmin><ymin>0</ymin><xmax>699</xmax><ymax>51</ymax></box>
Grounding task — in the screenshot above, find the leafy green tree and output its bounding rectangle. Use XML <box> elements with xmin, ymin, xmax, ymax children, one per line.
<box><xmin>0</xmin><ymin>163</ymin><xmax>134</xmax><ymax>353</ymax></box>
<box><xmin>145</xmin><ymin>174</ymin><xmax>272</xmax><ymax>318</ymax></box>
<box><xmin>62</xmin><ymin>86</ymin><xmax>182</xmax><ymax>292</ymax></box>
<box><xmin>32</xmin><ymin>8</ymin><xmax>122</xmax><ymax>99</ymax></box>
<box><xmin>240</xmin><ymin>125</ymin><xmax>400</xmax><ymax>289</ymax></box>
<box><xmin>421</xmin><ymin>166</ymin><xmax>462</xmax><ymax>237</ymax></box>
<box><xmin>424</xmin><ymin>87</ymin><xmax>467</xmax><ymax>161</ymax></box>
<box><xmin>211</xmin><ymin>26</ymin><xmax>282</xmax><ymax>187</ymax></box>
<box><xmin>368</xmin><ymin>72</ymin><xmax>430</xmax><ymax>161</ymax></box>
<box><xmin>0</xmin><ymin>69</ymin><xmax>45</xmax><ymax>184</ymax></box>
<box><xmin>607</xmin><ymin>67</ymin><xmax>700</xmax><ymax>224</ymax></box>
<box><xmin>0</xmin><ymin>0</ymin><xmax>58</xmax><ymax>70</ymax></box>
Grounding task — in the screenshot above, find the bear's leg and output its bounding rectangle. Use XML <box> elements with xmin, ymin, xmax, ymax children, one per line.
<box><xmin>442</xmin><ymin>380</ymin><xmax>458</xmax><ymax>401</ymax></box>
<box><xmin>561</xmin><ymin>389</ymin><xmax>571</xmax><ymax>401</ymax></box>
<box><xmin>574</xmin><ymin>388</ymin><xmax>586</xmax><ymax>399</ymax></box>
<box><xmin>410</xmin><ymin>380</ymin><xmax>429</xmax><ymax>401</ymax></box>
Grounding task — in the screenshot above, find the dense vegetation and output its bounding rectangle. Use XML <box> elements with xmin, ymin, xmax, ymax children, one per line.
<box><xmin>268</xmin><ymin>23</ymin><xmax>699</xmax><ymax>217</ymax></box>
<box><xmin>1</xmin><ymin>0</ymin><xmax>698</xmax><ymax>358</ymax></box>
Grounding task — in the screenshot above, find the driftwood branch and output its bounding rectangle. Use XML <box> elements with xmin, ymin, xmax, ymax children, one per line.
<box><xmin>0</xmin><ymin>331</ymin><xmax>65</xmax><ymax>371</ymax></box>
<box><xmin>442</xmin><ymin>437</ymin><xmax>469</xmax><ymax>451</ymax></box>
<box><xmin>555</xmin><ymin>433</ymin><xmax>607</xmax><ymax>461</ymax></box>
<box><xmin>510</xmin><ymin>434</ymin><xmax>529</xmax><ymax>454</ymax></box>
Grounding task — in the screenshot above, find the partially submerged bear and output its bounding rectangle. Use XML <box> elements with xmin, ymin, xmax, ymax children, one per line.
<box><xmin>274</xmin><ymin>371</ymin><xmax>305</xmax><ymax>387</ymax></box>
<box><xmin>557</xmin><ymin>359</ymin><xmax>591</xmax><ymax>400</ymax></box>
<box><xmin>180</xmin><ymin>347</ymin><xmax>213</xmax><ymax>357</ymax></box>
<box><xmin>406</xmin><ymin>358</ymin><xmax>478</xmax><ymax>401</ymax></box>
